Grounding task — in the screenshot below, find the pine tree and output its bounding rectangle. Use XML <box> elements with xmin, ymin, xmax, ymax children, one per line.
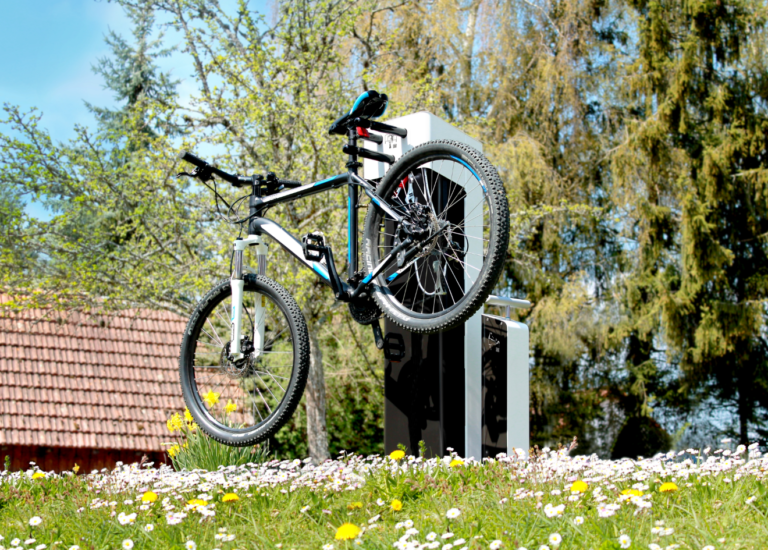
<box><xmin>87</xmin><ymin>6</ymin><xmax>180</xmax><ymax>138</ymax></box>
<box><xmin>614</xmin><ymin>0</ymin><xmax>768</xmax><ymax>443</ymax></box>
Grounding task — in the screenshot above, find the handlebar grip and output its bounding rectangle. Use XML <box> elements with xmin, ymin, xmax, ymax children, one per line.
<box><xmin>178</xmin><ymin>150</ymin><xmax>207</xmax><ymax>168</ymax></box>
<box><xmin>278</xmin><ymin>179</ymin><xmax>302</xmax><ymax>189</ymax></box>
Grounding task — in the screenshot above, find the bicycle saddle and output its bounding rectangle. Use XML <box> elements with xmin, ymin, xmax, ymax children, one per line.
<box><xmin>328</xmin><ymin>90</ymin><xmax>388</xmax><ymax>135</ymax></box>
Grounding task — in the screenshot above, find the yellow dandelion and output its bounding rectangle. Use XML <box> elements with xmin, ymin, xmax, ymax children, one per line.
<box><xmin>347</xmin><ymin>502</ymin><xmax>363</xmax><ymax>510</ymax></box>
<box><xmin>659</xmin><ymin>482</ymin><xmax>679</xmax><ymax>493</ymax></box>
<box><xmin>32</xmin><ymin>472</ymin><xmax>46</xmax><ymax>480</ymax></box>
<box><xmin>222</xmin><ymin>493</ymin><xmax>239</xmax><ymax>502</ymax></box>
<box><xmin>203</xmin><ymin>390</ymin><xmax>220</xmax><ymax>407</ymax></box>
<box><xmin>167</xmin><ymin>444</ymin><xmax>181</xmax><ymax>458</ymax></box>
<box><xmin>449</xmin><ymin>459</ymin><xmax>464</xmax><ymax>468</ymax></box>
<box><xmin>141</xmin><ymin>491</ymin><xmax>158</xmax><ymax>503</ymax></box>
<box><xmin>72</xmin><ymin>464</ymin><xmax>80</xmax><ymax>474</ymax></box>
<box><xmin>184</xmin><ymin>408</ymin><xmax>194</xmax><ymax>423</ymax></box>
<box><xmin>570</xmin><ymin>480</ymin><xmax>589</xmax><ymax>493</ymax></box>
<box><xmin>187</xmin><ymin>498</ymin><xmax>208</xmax><ymax>507</ymax></box>
<box><xmin>335</xmin><ymin>523</ymin><xmax>361</xmax><ymax>540</ymax></box>
<box><xmin>389</xmin><ymin>449</ymin><xmax>405</xmax><ymax>461</ymax></box>
<box><xmin>225</xmin><ymin>400</ymin><xmax>237</xmax><ymax>415</ymax></box>
<box><xmin>391</xmin><ymin>499</ymin><xmax>403</xmax><ymax>511</ymax></box>
<box><xmin>622</xmin><ymin>489</ymin><xmax>643</xmax><ymax>497</ymax></box>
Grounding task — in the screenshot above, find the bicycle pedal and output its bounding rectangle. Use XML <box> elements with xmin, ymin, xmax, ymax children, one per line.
<box><xmin>302</xmin><ymin>232</ymin><xmax>326</xmax><ymax>261</ymax></box>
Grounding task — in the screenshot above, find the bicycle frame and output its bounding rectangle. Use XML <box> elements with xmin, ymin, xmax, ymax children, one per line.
<box><xmin>227</xmin><ymin>169</ymin><xmax>406</xmax><ymax>360</ymax></box>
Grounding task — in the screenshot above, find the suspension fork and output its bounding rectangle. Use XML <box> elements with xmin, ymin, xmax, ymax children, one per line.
<box><xmin>229</xmin><ymin>235</ymin><xmax>269</xmax><ymax>361</ymax></box>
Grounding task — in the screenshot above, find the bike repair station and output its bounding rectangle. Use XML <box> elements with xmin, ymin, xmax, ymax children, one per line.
<box><xmin>362</xmin><ymin>112</ymin><xmax>531</xmax><ymax>460</ymax></box>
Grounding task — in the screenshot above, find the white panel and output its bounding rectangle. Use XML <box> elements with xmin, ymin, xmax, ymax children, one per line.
<box><xmin>506</xmin><ymin>320</ymin><xmax>530</xmax><ymax>457</ymax></box>
<box><xmin>362</xmin><ymin>111</ymin><xmax>482</xmax><ymax>180</ymax></box>
<box><xmin>464</xmin><ymin>309</ymin><xmax>483</xmax><ymax>460</ymax></box>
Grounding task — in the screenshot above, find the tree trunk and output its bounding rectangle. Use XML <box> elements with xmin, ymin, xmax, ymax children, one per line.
<box><xmin>306</xmin><ymin>330</ymin><xmax>329</xmax><ymax>462</ymax></box>
<box><xmin>737</xmin><ymin>371</ymin><xmax>750</xmax><ymax>445</ymax></box>
<box><xmin>458</xmin><ymin>0</ymin><xmax>481</xmax><ymax>117</ymax></box>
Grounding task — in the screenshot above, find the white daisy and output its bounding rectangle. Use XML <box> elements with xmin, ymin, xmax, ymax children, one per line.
<box><xmin>548</xmin><ymin>533</ymin><xmax>562</xmax><ymax>547</ymax></box>
<box><xmin>28</xmin><ymin>517</ymin><xmax>42</xmax><ymax>527</ymax></box>
<box><xmin>490</xmin><ymin>541</ymin><xmax>502</xmax><ymax>550</ymax></box>
<box><xmin>121</xmin><ymin>541</ymin><xmax>133</xmax><ymax>550</ymax></box>
<box><xmin>618</xmin><ymin>534</ymin><xmax>631</xmax><ymax>549</ymax></box>
<box><xmin>446</xmin><ymin>508</ymin><xmax>461</xmax><ymax>519</ymax></box>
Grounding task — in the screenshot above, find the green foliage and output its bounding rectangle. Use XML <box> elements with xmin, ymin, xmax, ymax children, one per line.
<box><xmin>165</xmin><ymin>415</ymin><xmax>270</xmax><ymax>471</ymax></box>
<box><xmin>270</xmin><ymin>373</ymin><xmax>384</xmax><ymax>460</ymax></box>
<box><xmin>612</xmin><ymin>0</ymin><xmax>768</xmax><ymax>442</ymax></box>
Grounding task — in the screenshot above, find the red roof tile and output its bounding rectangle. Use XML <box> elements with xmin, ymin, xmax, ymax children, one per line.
<box><xmin>0</xmin><ymin>297</ymin><xmax>187</xmax><ymax>452</ymax></box>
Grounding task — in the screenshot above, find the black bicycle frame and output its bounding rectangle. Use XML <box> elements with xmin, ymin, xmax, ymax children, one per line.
<box><xmin>246</xmin><ymin>140</ymin><xmax>406</xmax><ymax>301</ymax></box>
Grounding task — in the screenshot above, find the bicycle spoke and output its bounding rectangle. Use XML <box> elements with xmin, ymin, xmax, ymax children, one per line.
<box><xmin>373</xmin><ymin>154</ymin><xmax>498</xmax><ymax>318</ymax></box>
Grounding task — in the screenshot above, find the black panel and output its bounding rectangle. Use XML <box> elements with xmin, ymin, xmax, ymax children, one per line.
<box><xmin>383</xmin><ymin>321</ymin><xmax>465</xmax><ymax>458</ymax></box>
<box><xmin>482</xmin><ymin>316</ymin><xmax>508</xmax><ymax>457</ymax></box>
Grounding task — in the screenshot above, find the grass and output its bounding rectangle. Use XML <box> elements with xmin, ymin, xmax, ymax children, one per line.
<box><xmin>1</xmin><ymin>445</ymin><xmax>767</xmax><ymax>550</ymax></box>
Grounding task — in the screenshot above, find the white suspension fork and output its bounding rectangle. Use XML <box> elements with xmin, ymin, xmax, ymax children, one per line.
<box><xmin>229</xmin><ymin>235</ymin><xmax>268</xmax><ymax>362</ymax></box>
<box><xmin>252</xmin><ymin>239</ymin><xmax>268</xmax><ymax>360</ymax></box>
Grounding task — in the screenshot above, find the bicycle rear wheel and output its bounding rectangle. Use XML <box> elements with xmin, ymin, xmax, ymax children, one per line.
<box><xmin>178</xmin><ymin>274</ymin><xmax>309</xmax><ymax>446</ymax></box>
<box><xmin>363</xmin><ymin>140</ymin><xmax>509</xmax><ymax>333</ymax></box>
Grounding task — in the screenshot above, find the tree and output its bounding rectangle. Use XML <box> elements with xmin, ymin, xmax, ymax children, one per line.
<box><xmin>0</xmin><ymin>5</ymin><xmax>213</xmax><ymax>315</ymax></box>
<box><xmin>87</xmin><ymin>6</ymin><xmax>180</xmax><ymax>138</ymax></box>
<box><xmin>612</xmin><ymin>0</ymin><xmax>768</xmax><ymax>443</ymax></box>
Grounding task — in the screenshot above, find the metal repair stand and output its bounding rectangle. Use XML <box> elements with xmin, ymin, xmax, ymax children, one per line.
<box><xmin>382</xmin><ymin>295</ymin><xmax>531</xmax><ymax>460</ymax></box>
<box><xmin>362</xmin><ymin>110</ymin><xmax>531</xmax><ymax>459</ymax></box>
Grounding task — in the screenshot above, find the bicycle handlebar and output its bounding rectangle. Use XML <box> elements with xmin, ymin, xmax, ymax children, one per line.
<box><xmin>178</xmin><ymin>151</ymin><xmax>302</xmax><ymax>189</ymax></box>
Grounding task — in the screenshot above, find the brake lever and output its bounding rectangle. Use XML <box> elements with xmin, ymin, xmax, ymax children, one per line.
<box><xmin>176</xmin><ymin>166</ymin><xmax>213</xmax><ymax>182</ymax></box>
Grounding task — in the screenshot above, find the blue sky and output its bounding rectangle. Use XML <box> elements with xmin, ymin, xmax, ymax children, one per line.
<box><xmin>0</xmin><ymin>0</ymin><xmax>133</xmax><ymax>142</ymax></box>
<box><xmin>1</xmin><ymin>0</ymin><xmax>271</xmax><ymax>142</ymax></box>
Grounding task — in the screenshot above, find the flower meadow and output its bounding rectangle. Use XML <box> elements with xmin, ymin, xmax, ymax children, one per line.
<box><xmin>1</xmin><ymin>443</ymin><xmax>767</xmax><ymax>550</ymax></box>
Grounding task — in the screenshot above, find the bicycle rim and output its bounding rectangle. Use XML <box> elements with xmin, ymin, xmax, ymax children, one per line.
<box><xmin>189</xmin><ymin>285</ymin><xmax>297</xmax><ymax>433</ymax></box>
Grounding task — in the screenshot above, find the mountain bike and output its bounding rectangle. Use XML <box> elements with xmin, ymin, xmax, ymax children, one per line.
<box><xmin>177</xmin><ymin>90</ymin><xmax>510</xmax><ymax>446</ymax></box>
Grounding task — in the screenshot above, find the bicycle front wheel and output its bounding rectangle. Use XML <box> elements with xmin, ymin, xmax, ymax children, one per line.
<box><xmin>363</xmin><ymin>140</ymin><xmax>509</xmax><ymax>333</ymax></box>
<box><xmin>179</xmin><ymin>274</ymin><xmax>309</xmax><ymax>446</ymax></box>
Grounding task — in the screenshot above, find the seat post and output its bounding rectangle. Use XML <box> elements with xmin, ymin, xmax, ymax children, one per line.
<box><xmin>346</xmin><ymin>127</ymin><xmax>361</xmax><ymax>278</ymax></box>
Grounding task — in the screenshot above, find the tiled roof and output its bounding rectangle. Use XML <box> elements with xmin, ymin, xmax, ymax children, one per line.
<box><xmin>0</xmin><ymin>296</ymin><xmax>187</xmax><ymax>451</ymax></box>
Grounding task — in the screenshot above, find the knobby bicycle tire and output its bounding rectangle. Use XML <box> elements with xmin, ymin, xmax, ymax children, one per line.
<box><xmin>178</xmin><ymin>274</ymin><xmax>310</xmax><ymax>447</ymax></box>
